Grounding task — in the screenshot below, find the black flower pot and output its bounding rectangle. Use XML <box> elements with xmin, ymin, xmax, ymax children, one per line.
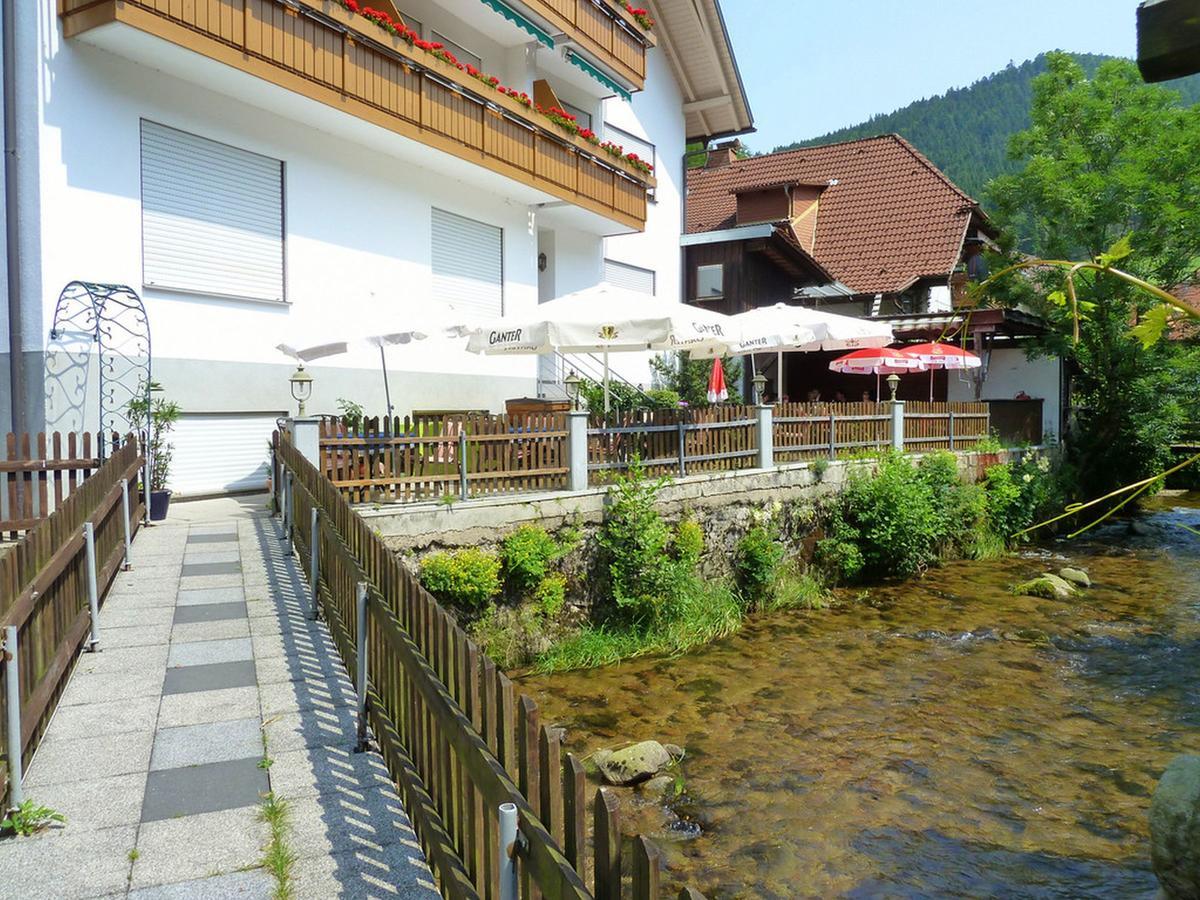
<box><xmin>149</xmin><ymin>489</ymin><xmax>172</xmax><ymax>522</ymax></box>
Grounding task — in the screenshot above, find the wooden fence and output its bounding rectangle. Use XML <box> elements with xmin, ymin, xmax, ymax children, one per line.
<box><xmin>773</xmin><ymin>402</ymin><xmax>891</xmax><ymax>462</ymax></box>
<box><xmin>1</xmin><ymin>433</ymin><xmax>103</xmax><ymax>537</ymax></box>
<box><xmin>0</xmin><ymin>437</ymin><xmax>144</xmax><ymax>806</ymax></box>
<box><xmin>903</xmin><ymin>402</ymin><xmax>991</xmax><ymax>451</ymax></box>
<box><xmin>320</xmin><ymin>415</ymin><xmax>569</xmax><ymax>504</ymax></box>
<box><xmin>276</xmin><ymin>431</ymin><xmax>697</xmax><ymax>899</ymax></box>
<box><xmin>587</xmin><ymin>406</ymin><xmax>759</xmax><ymax>483</ymax></box>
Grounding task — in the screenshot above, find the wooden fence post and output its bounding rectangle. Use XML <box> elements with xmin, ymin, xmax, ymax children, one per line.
<box><xmin>632</xmin><ymin>835</ymin><xmax>661</xmax><ymax>900</ymax></box>
<box><xmin>595</xmin><ymin>788</ymin><xmax>621</xmax><ymax>900</ymax></box>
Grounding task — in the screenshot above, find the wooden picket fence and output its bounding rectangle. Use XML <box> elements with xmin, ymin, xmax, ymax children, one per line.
<box><xmin>903</xmin><ymin>402</ymin><xmax>990</xmax><ymax>451</ymax></box>
<box><xmin>1</xmin><ymin>433</ymin><xmax>104</xmax><ymax>537</ymax></box>
<box><xmin>275</xmin><ymin>431</ymin><xmax>699</xmax><ymax>900</ymax></box>
<box><xmin>319</xmin><ymin>415</ymin><xmax>569</xmax><ymax>504</ymax></box>
<box><xmin>587</xmin><ymin>406</ymin><xmax>759</xmax><ymax>483</ymax></box>
<box><xmin>773</xmin><ymin>402</ymin><xmax>891</xmax><ymax>462</ymax></box>
<box><xmin>0</xmin><ymin>436</ymin><xmax>144</xmax><ymax>806</ymax></box>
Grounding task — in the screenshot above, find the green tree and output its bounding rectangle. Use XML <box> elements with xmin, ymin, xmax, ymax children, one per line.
<box><xmin>649</xmin><ymin>353</ymin><xmax>743</xmax><ymax>406</ymax></box>
<box><xmin>986</xmin><ymin>53</ymin><xmax>1200</xmax><ymax>499</ymax></box>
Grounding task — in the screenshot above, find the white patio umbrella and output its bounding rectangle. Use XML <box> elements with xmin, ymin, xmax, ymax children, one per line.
<box><xmin>277</xmin><ymin>309</ymin><xmax>477</xmax><ymax>417</ymax></box>
<box><xmin>465</xmin><ymin>284</ymin><xmax>738</xmax><ymax>412</ymax></box>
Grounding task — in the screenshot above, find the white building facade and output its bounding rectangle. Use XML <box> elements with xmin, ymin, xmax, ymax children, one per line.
<box><xmin>2</xmin><ymin>0</ymin><xmax>751</xmax><ymax>494</ymax></box>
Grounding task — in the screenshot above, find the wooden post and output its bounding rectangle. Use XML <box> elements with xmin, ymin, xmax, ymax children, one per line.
<box><xmin>563</xmin><ymin>754</ymin><xmax>586</xmax><ymax>871</ymax></box>
<box><xmin>632</xmin><ymin>835</ymin><xmax>661</xmax><ymax>900</ymax></box>
<box><xmin>355</xmin><ymin>581</ymin><xmax>369</xmax><ymax>752</ymax></box>
<box><xmin>594</xmin><ymin>788</ymin><xmax>621</xmax><ymax>900</ymax></box>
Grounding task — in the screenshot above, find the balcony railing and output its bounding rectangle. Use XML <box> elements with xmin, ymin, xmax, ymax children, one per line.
<box><xmin>522</xmin><ymin>0</ymin><xmax>654</xmax><ymax>88</ymax></box>
<box><xmin>61</xmin><ymin>0</ymin><xmax>653</xmax><ymax>230</ymax></box>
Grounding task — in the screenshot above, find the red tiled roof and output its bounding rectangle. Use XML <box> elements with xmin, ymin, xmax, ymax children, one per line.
<box><xmin>686</xmin><ymin>134</ymin><xmax>984</xmax><ymax>295</ymax></box>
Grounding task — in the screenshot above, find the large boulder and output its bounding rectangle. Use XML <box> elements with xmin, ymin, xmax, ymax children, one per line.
<box><xmin>1151</xmin><ymin>755</ymin><xmax>1200</xmax><ymax>898</ymax></box>
<box><xmin>1058</xmin><ymin>567</ymin><xmax>1092</xmax><ymax>588</ymax></box>
<box><xmin>1013</xmin><ymin>573</ymin><xmax>1076</xmax><ymax>601</ymax></box>
<box><xmin>594</xmin><ymin>741</ymin><xmax>674</xmax><ymax>786</ymax></box>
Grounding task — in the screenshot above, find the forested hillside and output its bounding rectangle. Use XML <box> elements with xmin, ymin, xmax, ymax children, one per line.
<box><xmin>774</xmin><ymin>53</ymin><xmax>1200</xmax><ymax>202</ymax></box>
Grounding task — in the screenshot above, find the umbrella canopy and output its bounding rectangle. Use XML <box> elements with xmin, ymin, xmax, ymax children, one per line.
<box><xmin>707</xmin><ymin>358</ymin><xmax>728</xmax><ymax>403</ymax></box>
<box><xmin>724</xmin><ymin>303</ymin><xmax>893</xmax><ymax>355</ymax></box>
<box><xmin>464</xmin><ymin>284</ymin><xmax>737</xmax><ymax>357</ymax></box>
<box><xmin>903</xmin><ymin>342</ymin><xmax>982</xmax><ymax>370</ymax></box>
<box><xmin>829</xmin><ymin>347</ymin><xmax>928</xmax><ymax>376</ymax></box>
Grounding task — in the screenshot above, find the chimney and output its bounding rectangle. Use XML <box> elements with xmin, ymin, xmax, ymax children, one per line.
<box><xmin>705</xmin><ymin>139</ymin><xmax>743</xmax><ymax>168</ymax></box>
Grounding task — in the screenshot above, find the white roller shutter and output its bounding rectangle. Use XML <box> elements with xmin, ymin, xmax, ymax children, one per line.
<box><xmin>141</xmin><ymin>121</ymin><xmax>285</xmax><ymax>302</ymax></box>
<box><xmin>431</xmin><ymin>208</ymin><xmax>503</xmax><ymax>315</ymax></box>
<box><xmin>169</xmin><ymin>413</ymin><xmax>282</xmax><ymax>496</ymax></box>
<box><xmin>604</xmin><ymin>259</ymin><xmax>656</xmax><ymax>295</ymax></box>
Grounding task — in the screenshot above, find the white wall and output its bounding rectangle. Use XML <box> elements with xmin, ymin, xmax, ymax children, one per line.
<box><xmin>947</xmin><ymin>346</ymin><xmax>1062</xmax><ymax>441</ymax></box>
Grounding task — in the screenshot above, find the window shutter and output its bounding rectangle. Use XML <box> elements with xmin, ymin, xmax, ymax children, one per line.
<box><xmin>140</xmin><ymin>121</ymin><xmax>284</xmax><ymax>302</ymax></box>
<box><xmin>603</xmin><ymin>258</ymin><xmax>655</xmax><ymax>295</ymax></box>
<box><xmin>432</xmin><ymin>208</ymin><xmax>503</xmax><ymax>315</ymax></box>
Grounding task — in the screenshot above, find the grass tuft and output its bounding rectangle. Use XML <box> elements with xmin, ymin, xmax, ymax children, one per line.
<box><xmin>259</xmin><ymin>792</ymin><xmax>297</xmax><ymax>900</ymax></box>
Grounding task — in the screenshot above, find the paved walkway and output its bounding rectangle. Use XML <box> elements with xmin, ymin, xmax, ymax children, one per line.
<box><xmin>0</xmin><ymin>496</ymin><xmax>438</xmax><ymax>898</ymax></box>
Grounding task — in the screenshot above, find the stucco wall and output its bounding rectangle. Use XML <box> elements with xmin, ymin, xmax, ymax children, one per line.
<box><xmin>947</xmin><ymin>347</ymin><xmax>1062</xmax><ymax>441</ymax></box>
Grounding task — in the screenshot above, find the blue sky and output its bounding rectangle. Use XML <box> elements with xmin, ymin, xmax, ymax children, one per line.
<box><xmin>721</xmin><ymin>0</ymin><xmax>1140</xmax><ymax>152</ymax></box>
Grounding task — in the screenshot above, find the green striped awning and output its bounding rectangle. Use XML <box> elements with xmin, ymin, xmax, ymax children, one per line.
<box><xmin>566</xmin><ymin>49</ymin><xmax>632</xmax><ymax>102</ymax></box>
<box><xmin>480</xmin><ymin>0</ymin><xmax>554</xmax><ymax>49</ymax></box>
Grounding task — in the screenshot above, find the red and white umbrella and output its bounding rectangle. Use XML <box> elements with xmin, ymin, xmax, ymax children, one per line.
<box><xmin>903</xmin><ymin>342</ymin><xmax>982</xmax><ymax>400</ymax></box>
<box><xmin>829</xmin><ymin>347</ymin><xmax>926</xmax><ymax>401</ymax></box>
<box><xmin>707</xmin><ymin>357</ymin><xmax>728</xmax><ymax>404</ymax></box>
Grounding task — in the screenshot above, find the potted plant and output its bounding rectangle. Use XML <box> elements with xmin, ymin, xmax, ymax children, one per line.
<box><xmin>129</xmin><ymin>381</ymin><xmax>181</xmax><ymax>521</ymax></box>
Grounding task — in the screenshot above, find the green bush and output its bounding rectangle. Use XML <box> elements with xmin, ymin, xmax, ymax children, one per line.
<box><xmin>674</xmin><ymin>519</ymin><xmax>704</xmax><ymax>568</ymax></box>
<box><xmin>596</xmin><ymin>462</ymin><xmax>699</xmax><ymax>627</ymax></box>
<box><xmin>768</xmin><ymin>561</ymin><xmax>829</xmax><ymax>611</ymax></box>
<box><xmin>735</xmin><ymin>525</ymin><xmax>785</xmax><ymax>610</ymax></box>
<box><xmin>500</xmin><ymin>526</ymin><xmax>561</xmax><ymax>593</ymax></box>
<box><xmin>534</xmin><ymin>574</ymin><xmax>567</xmax><ymax>618</ymax></box>
<box><xmin>419</xmin><ymin>549</ymin><xmax>501</xmax><ymax>611</ymax></box>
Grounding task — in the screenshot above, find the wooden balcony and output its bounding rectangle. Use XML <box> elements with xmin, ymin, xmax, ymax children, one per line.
<box><xmin>60</xmin><ymin>0</ymin><xmax>652</xmax><ymax>231</ymax></box>
<box><xmin>522</xmin><ymin>0</ymin><xmax>654</xmax><ymax>89</ymax></box>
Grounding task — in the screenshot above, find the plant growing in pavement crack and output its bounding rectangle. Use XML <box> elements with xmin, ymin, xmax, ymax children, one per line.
<box><xmin>1</xmin><ymin>799</ymin><xmax>65</xmax><ymax>836</ymax></box>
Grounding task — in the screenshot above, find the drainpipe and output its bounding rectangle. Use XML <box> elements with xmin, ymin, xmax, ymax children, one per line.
<box><xmin>3</xmin><ymin>0</ymin><xmax>24</xmax><ymax>434</ymax></box>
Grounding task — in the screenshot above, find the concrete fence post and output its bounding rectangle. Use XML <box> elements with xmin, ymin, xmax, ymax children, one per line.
<box><xmin>84</xmin><ymin>522</ymin><xmax>101</xmax><ymax>651</ymax></box>
<box><xmin>309</xmin><ymin>508</ymin><xmax>321</xmax><ymax>621</ymax></box>
<box><xmin>120</xmin><ymin>477</ymin><xmax>132</xmax><ymax>570</ymax></box>
<box><xmin>354</xmin><ymin>581</ymin><xmax>369</xmax><ymax>752</ymax></box>
<box><xmin>4</xmin><ymin>626</ymin><xmax>23</xmax><ymax>809</ymax></box>
<box><xmin>890</xmin><ymin>400</ymin><xmax>906</xmax><ymax>453</ymax></box>
<box><xmin>567</xmin><ymin>411</ymin><xmax>589</xmax><ymax>492</ymax></box>
<box><xmin>756</xmin><ymin>404</ymin><xmax>774</xmax><ymax>470</ymax></box>
<box><xmin>498</xmin><ymin>802</ymin><xmax>519</xmax><ymax>900</ymax></box>
<box><xmin>290</xmin><ymin>417</ymin><xmax>321</xmax><ymax>469</ymax></box>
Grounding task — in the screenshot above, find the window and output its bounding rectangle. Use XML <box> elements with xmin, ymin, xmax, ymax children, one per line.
<box><xmin>432</xmin><ymin>208</ymin><xmax>503</xmax><ymax>315</ymax></box>
<box><xmin>695</xmin><ymin>264</ymin><xmax>724</xmax><ymax>301</ymax></box>
<box><xmin>140</xmin><ymin>121</ymin><xmax>285</xmax><ymax>302</ymax></box>
<box><xmin>604</xmin><ymin>123</ymin><xmax>655</xmax><ymax>171</ymax></box>
<box><xmin>562</xmin><ymin>102</ymin><xmax>592</xmax><ymax>132</ymax></box>
<box><xmin>429</xmin><ymin>30</ymin><xmax>481</xmax><ymax>69</ymax></box>
<box><xmin>604</xmin><ymin>259</ymin><xmax>655</xmax><ymax>295</ymax></box>
<box><xmin>397</xmin><ymin>9</ymin><xmax>422</xmax><ymax>35</ymax></box>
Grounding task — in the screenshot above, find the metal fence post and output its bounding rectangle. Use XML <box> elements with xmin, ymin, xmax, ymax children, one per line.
<box><xmin>309</xmin><ymin>508</ymin><xmax>320</xmax><ymax>621</ymax></box>
<box><xmin>498</xmin><ymin>801</ymin><xmax>519</xmax><ymax>900</ymax></box>
<box><xmin>948</xmin><ymin>410</ymin><xmax>956</xmax><ymax>451</ymax></box>
<box><xmin>4</xmin><ymin>625</ymin><xmax>24</xmax><ymax>809</ymax></box>
<box><xmin>756</xmin><ymin>404</ymin><xmax>774</xmax><ymax>469</ymax></box>
<box><xmin>119</xmin><ymin>477</ymin><xmax>132</xmax><ymax>571</ymax></box>
<box><xmin>458</xmin><ymin>430</ymin><xmax>469</xmax><ymax>502</ymax></box>
<box><xmin>142</xmin><ymin>442</ymin><xmax>151</xmax><ymax>525</ymax></box>
<box><xmin>354</xmin><ymin>581</ymin><xmax>369</xmax><ymax>752</ymax></box>
<box><xmin>890</xmin><ymin>400</ymin><xmax>906</xmax><ymax>453</ymax></box>
<box><xmin>84</xmin><ymin>522</ymin><xmax>101</xmax><ymax>651</ymax></box>
<box><xmin>284</xmin><ymin>473</ymin><xmax>295</xmax><ymax>556</ymax></box>
<box><xmin>828</xmin><ymin>413</ymin><xmax>837</xmax><ymax>460</ymax></box>
<box><xmin>676</xmin><ymin>420</ymin><xmax>687</xmax><ymax>477</ymax></box>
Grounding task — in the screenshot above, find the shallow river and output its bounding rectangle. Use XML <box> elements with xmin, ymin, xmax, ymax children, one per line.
<box><xmin>519</xmin><ymin>495</ymin><xmax>1200</xmax><ymax>898</ymax></box>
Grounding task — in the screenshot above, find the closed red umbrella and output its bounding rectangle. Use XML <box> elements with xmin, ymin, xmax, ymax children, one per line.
<box><xmin>904</xmin><ymin>342</ymin><xmax>982</xmax><ymax>400</ymax></box>
<box><xmin>829</xmin><ymin>347</ymin><xmax>926</xmax><ymax>401</ymax></box>
<box><xmin>707</xmin><ymin>357</ymin><xmax>728</xmax><ymax>404</ymax></box>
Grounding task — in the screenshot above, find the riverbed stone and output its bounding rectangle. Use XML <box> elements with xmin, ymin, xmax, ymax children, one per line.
<box><xmin>642</xmin><ymin>775</ymin><xmax>676</xmax><ymax>798</ymax></box>
<box><xmin>1150</xmin><ymin>754</ymin><xmax>1200</xmax><ymax>898</ymax></box>
<box><xmin>1013</xmin><ymin>574</ymin><xmax>1076</xmax><ymax>601</ymax></box>
<box><xmin>1058</xmin><ymin>567</ymin><xmax>1091</xmax><ymax>588</ymax></box>
<box><xmin>596</xmin><ymin>741</ymin><xmax>673</xmax><ymax>786</ymax></box>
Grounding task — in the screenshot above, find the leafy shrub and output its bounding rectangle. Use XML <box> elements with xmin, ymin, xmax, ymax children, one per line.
<box><xmin>983</xmin><ymin>450</ymin><xmax>1062</xmax><ymax>541</ymax></box>
<box><xmin>674</xmin><ymin>519</ymin><xmax>704</xmax><ymax>568</ymax></box>
<box><xmin>500</xmin><ymin>526</ymin><xmax>561</xmax><ymax>593</ymax></box>
<box><xmin>596</xmin><ymin>463</ymin><xmax>699</xmax><ymax>626</ymax></box>
<box><xmin>419</xmin><ymin>549</ymin><xmax>501</xmax><ymax>611</ymax></box>
<box><xmin>919</xmin><ymin>452</ymin><xmax>987</xmax><ymax>554</ymax></box>
<box><xmin>534</xmin><ymin>574</ymin><xmax>567</xmax><ymax>618</ymax></box>
<box><xmin>470</xmin><ymin>603</ymin><xmax>562</xmax><ymax>670</ymax></box>
<box><xmin>735</xmin><ymin>525</ymin><xmax>784</xmax><ymax>609</ymax></box>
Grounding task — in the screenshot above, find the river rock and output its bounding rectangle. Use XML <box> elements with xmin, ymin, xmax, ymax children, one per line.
<box><xmin>1150</xmin><ymin>754</ymin><xmax>1200</xmax><ymax>898</ymax></box>
<box><xmin>642</xmin><ymin>775</ymin><xmax>676</xmax><ymax>798</ymax></box>
<box><xmin>1058</xmin><ymin>567</ymin><xmax>1091</xmax><ymax>588</ymax></box>
<box><xmin>596</xmin><ymin>741</ymin><xmax>673</xmax><ymax>786</ymax></box>
<box><xmin>1013</xmin><ymin>573</ymin><xmax>1076</xmax><ymax>601</ymax></box>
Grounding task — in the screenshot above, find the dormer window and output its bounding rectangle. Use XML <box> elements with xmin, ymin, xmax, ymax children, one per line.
<box><xmin>695</xmin><ymin>264</ymin><xmax>724</xmax><ymax>301</ymax></box>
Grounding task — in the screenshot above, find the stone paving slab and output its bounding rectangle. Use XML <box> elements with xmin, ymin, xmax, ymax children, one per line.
<box><xmin>157</xmin><ymin>685</ymin><xmax>261</xmax><ymax>729</ymax></box>
<box><xmin>180</xmin><ymin>561</ymin><xmax>242</xmax><ymax>578</ymax></box>
<box><xmin>266</xmin><ymin>746</ymin><xmax>393</xmax><ymax>802</ymax></box>
<box><xmin>264</xmin><ymin>707</ymin><xmax>360</xmax><ymax>754</ymax></box>
<box><xmin>25</xmin><ymin>730</ymin><xmax>154</xmax><ymax>787</ymax></box>
<box><xmin>288</xmin><ymin>845</ymin><xmax>439</xmax><ymax>899</ymax></box>
<box><xmin>171</xmin><ymin>619</ymin><xmax>251</xmax><ymax>643</ymax></box>
<box><xmin>162</xmin><ymin>660</ymin><xmax>258</xmax><ymax>696</ymax></box>
<box><xmin>32</xmin><ymin>771</ymin><xmax>148</xmax><ymax>833</ymax></box>
<box><xmin>168</xmin><ymin>637</ymin><xmax>253</xmax><ymax>668</ymax></box>
<box><xmin>0</xmin><ymin>824</ymin><xmax>137</xmax><ymax>898</ymax></box>
<box><xmin>46</xmin><ymin>695</ymin><xmax>159</xmax><ymax>740</ymax></box>
<box><xmin>174</xmin><ymin>601</ymin><xmax>248</xmax><ymax>624</ymax></box>
<box><xmin>127</xmin><ymin>870</ymin><xmax>273</xmax><ymax>899</ymax></box>
<box><xmin>142</xmin><ymin>758</ymin><xmax>269</xmax><ymax>822</ymax></box>
<box><xmin>103</xmin><ymin>624</ymin><xmax>175</xmax><ymax>648</ymax></box>
<box><xmin>258</xmin><ymin>676</ymin><xmax>356</xmax><ymax>718</ymax></box>
<box><xmin>179</xmin><ymin>586</ymin><xmax>246</xmax><ymax>606</ymax></box>
<box><xmin>187</xmin><ymin>532</ymin><xmax>240</xmax><ymax>545</ymax></box>
<box><xmin>57</xmin><ymin>668</ymin><xmax>167</xmax><ymax>706</ymax></box>
<box><xmin>183</xmin><ymin>550</ymin><xmax>242</xmax><ymax>565</ymax></box>
<box><xmin>130</xmin><ymin>807</ymin><xmax>268</xmax><ymax>889</ymax></box>
<box><xmin>150</xmin><ymin>717</ymin><xmax>262</xmax><ymax>771</ymax></box>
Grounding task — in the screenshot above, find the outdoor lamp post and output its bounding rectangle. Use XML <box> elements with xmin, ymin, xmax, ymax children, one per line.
<box><xmin>289</xmin><ymin>364</ymin><xmax>314</xmax><ymax>417</ymax></box>
<box><xmin>887</xmin><ymin>373</ymin><xmax>901</xmax><ymax>402</ymax></box>
<box><xmin>564</xmin><ymin>370</ymin><xmax>582</xmax><ymax>411</ymax></box>
<box><xmin>752</xmin><ymin>371</ymin><xmax>768</xmax><ymax>405</ymax></box>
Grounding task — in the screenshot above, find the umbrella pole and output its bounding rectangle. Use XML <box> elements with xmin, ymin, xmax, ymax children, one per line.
<box><xmin>876</xmin><ymin>372</ymin><xmax>880</xmax><ymax>403</ymax></box>
<box><xmin>380</xmin><ymin>345</ymin><xmax>394</xmax><ymax>420</ymax></box>
<box><xmin>603</xmin><ymin>347</ymin><xmax>610</xmax><ymax>416</ymax></box>
<box><xmin>778</xmin><ymin>350</ymin><xmax>784</xmax><ymax>401</ymax></box>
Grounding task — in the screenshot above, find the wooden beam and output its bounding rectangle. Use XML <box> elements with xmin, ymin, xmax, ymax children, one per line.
<box><xmin>1138</xmin><ymin>0</ymin><xmax>1200</xmax><ymax>82</ymax></box>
